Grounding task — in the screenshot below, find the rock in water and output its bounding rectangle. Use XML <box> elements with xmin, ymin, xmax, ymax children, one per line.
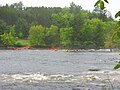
<box><xmin>88</xmin><ymin>69</ymin><xmax>100</xmax><ymax>71</ymax></box>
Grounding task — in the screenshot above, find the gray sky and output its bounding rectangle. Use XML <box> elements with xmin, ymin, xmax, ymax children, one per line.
<box><xmin>0</xmin><ymin>0</ymin><xmax>119</xmax><ymax>18</ymax></box>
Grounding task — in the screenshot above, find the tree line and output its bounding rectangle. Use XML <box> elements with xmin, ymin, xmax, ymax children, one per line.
<box><xmin>0</xmin><ymin>1</ymin><xmax>119</xmax><ymax>49</ymax></box>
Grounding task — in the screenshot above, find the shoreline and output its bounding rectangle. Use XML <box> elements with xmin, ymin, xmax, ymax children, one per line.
<box><xmin>0</xmin><ymin>46</ymin><xmax>120</xmax><ymax>52</ymax></box>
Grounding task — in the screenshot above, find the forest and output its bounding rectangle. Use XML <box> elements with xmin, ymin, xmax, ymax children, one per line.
<box><xmin>0</xmin><ymin>1</ymin><xmax>119</xmax><ymax>49</ymax></box>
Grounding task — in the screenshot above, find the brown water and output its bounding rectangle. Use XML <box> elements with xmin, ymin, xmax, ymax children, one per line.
<box><xmin>0</xmin><ymin>50</ymin><xmax>120</xmax><ymax>90</ymax></box>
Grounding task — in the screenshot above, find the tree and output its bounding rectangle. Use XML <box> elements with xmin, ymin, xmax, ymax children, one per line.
<box><xmin>69</xmin><ymin>3</ymin><xmax>89</xmax><ymax>45</ymax></box>
<box><xmin>1</xmin><ymin>25</ymin><xmax>16</xmax><ymax>46</ymax></box>
<box><xmin>71</xmin><ymin>10</ymin><xmax>89</xmax><ymax>44</ymax></box>
<box><xmin>52</xmin><ymin>7</ymin><xmax>74</xmax><ymax>28</ymax></box>
<box><xmin>104</xmin><ymin>21</ymin><xmax>116</xmax><ymax>51</ymax></box>
<box><xmin>45</xmin><ymin>25</ymin><xmax>59</xmax><ymax>47</ymax></box>
<box><xmin>11</xmin><ymin>1</ymin><xmax>24</xmax><ymax>10</ymax></box>
<box><xmin>28</xmin><ymin>25</ymin><xmax>46</xmax><ymax>46</ymax></box>
<box><xmin>95</xmin><ymin>0</ymin><xmax>120</xmax><ymax>69</ymax></box>
<box><xmin>0</xmin><ymin>20</ymin><xmax>8</xmax><ymax>44</ymax></box>
<box><xmin>80</xmin><ymin>18</ymin><xmax>105</xmax><ymax>48</ymax></box>
<box><xmin>0</xmin><ymin>20</ymin><xmax>8</xmax><ymax>35</ymax></box>
<box><xmin>1</xmin><ymin>33</ymin><xmax>15</xmax><ymax>46</ymax></box>
<box><xmin>95</xmin><ymin>0</ymin><xmax>120</xmax><ymax>31</ymax></box>
<box><xmin>10</xmin><ymin>25</ymin><xmax>16</xmax><ymax>37</ymax></box>
<box><xmin>15</xmin><ymin>18</ymin><xmax>29</xmax><ymax>38</ymax></box>
<box><xmin>93</xmin><ymin>6</ymin><xmax>109</xmax><ymax>21</ymax></box>
<box><xmin>70</xmin><ymin>2</ymin><xmax>82</xmax><ymax>14</ymax></box>
<box><xmin>60</xmin><ymin>27</ymin><xmax>74</xmax><ymax>47</ymax></box>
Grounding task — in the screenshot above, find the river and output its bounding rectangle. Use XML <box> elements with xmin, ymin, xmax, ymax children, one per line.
<box><xmin>0</xmin><ymin>50</ymin><xmax>120</xmax><ymax>90</ymax></box>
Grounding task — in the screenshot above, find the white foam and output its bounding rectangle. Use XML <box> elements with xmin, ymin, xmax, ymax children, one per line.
<box><xmin>81</xmin><ymin>75</ymin><xmax>101</xmax><ymax>81</ymax></box>
<box><xmin>1</xmin><ymin>71</ymin><xmax>120</xmax><ymax>83</ymax></box>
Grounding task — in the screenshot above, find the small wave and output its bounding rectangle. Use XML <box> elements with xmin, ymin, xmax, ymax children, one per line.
<box><xmin>0</xmin><ymin>73</ymin><xmax>74</xmax><ymax>83</ymax></box>
<box><xmin>0</xmin><ymin>71</ymin><xmax>120</xmax><ymax>83</ymax></box>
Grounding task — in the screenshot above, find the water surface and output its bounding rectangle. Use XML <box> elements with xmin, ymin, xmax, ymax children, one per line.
<box><xmin>0</xmin><ymin>50</ymin><xmax>120</xmax><ymax>90</ymax></box>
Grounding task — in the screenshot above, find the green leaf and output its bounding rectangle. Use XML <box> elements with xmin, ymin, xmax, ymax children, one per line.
<box><xmin>117</xmin><ymin>31</ymin><xmax>120</xmax><ymax>38</ymax></box>
<box><xmin>114</xmin><ymin>63</ymin><xmax>120</xmax><ymax>69</ymax></box>
<box><xmin>94</xmin><ymin>0</ymin><xmax>101</xmax><ymax>7</ymax></box>
<box><xmin>104</xmin><ymin>0</ymin><xmax>109</xmax><ymax>3</ymax></box>
<box><xmin>117</xmin><ymin>21</ymin><xmax>120</xmax><ymax>26</ymax></box>
<box><xmin>115</xmin><ymin>11</ymin><xmax>120</xmax><ymax>18</ymax></box>
<box><xmin>100</xmin><ymin>1</ymin><xmax>104</xmax><ymax>10</ymax></box>
<box><xmin>114</xmin><ymin>22</ymin><xmax>120</xmax><ymax>31</ymax></box>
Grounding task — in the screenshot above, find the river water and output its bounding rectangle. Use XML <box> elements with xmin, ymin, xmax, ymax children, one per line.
<box><xmin>0</xmin><ymin>50</ymin><xmax>120</xmax><ymax>90</ymax></box>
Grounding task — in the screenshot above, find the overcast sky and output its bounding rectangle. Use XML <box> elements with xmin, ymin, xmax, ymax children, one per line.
<box><xmin>0</xmin><ymin>0</ymin><xmax>119</xmax><ymax>18</ymax></box>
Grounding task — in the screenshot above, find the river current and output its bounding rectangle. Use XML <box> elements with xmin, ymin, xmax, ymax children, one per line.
<box><xmin>0</xmin><ymin>50</ymin><xmax>120</xmax><ymax>90</ymax></box>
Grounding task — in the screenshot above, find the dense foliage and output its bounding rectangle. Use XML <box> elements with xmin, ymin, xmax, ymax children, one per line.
<box><xmin>94</xmin><ymin>0</ymin><xmax>120</xmax><ymax>69</ymax></box>
<box><xmin>0</xmin><ymin>1</ymin><xmax>119</xmax><ymax>49</ymax></box>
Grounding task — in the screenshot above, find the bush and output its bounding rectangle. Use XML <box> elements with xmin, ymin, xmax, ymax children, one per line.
<box><xmin>28</xmin><ymin>25</ymin><xmax>45</xmax><ymax>46</ymax></box>
<box><xmin>14</xmin><ymin>42</ymin><xmax>23</xmax><ymax>47</ymax></box>
<box><xmin>1</xmin><ymin>33</ymin><xmax>16</xmax><ymax>46</ymax></box>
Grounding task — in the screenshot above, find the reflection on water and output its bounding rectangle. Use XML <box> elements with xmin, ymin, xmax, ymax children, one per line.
<box><xmin>0</xmin><ymin>50</ymin><xmax>120</xmax><ymax>90</ymax></box>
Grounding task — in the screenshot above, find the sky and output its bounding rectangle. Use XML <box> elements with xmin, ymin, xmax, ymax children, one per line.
<box><xmin>0</xmin><ymin>0</ymin><xmax>119</xmax><ymax>19</ymax></box>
